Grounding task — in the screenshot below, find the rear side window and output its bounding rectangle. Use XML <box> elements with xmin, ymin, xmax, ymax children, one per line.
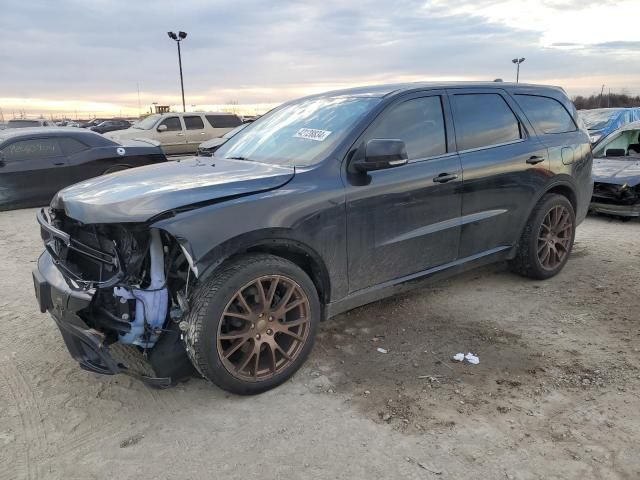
<box><xmin>2</xmin><ymin>138</ymin><xmax>62</xmax><ymax>161</ymax></box>
<box><xmin>159</xmin><ymin>117</ymin><xmax>182</xmax><ymax>131</ymax></box>
<box><xmin>515</xmin><ymin>95</ymin><xmax>576</xmax><ymax>134</ymax></box>
<box><xmin>206</xmin><ymin>115</ymin><xmax>242</xmax><ymax>128</ymax></box>
<box><xmin>451</xmin><ymin>93</ymin><xmax>521</xmax><ymax>151</ymax></box>
<box><xmin>364</xmin><ymin>96</ymin><xmax>447</xmax><ymax>160</ymax></box>
<box><xmin>184</xmin><ymin>116</ymin><xmax>205</xmax><ymax>130</ymax></box>
<box><xmin>58</xmin><ymin>137</ymin><xmax>90</xmax><ymax>155</ymax></box>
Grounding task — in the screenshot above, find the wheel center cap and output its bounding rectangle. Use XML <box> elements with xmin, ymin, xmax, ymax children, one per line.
<box><xmin>256</xmin><ymin>319</ymin><xmax>268</xmax><ymax>331</ymax></box>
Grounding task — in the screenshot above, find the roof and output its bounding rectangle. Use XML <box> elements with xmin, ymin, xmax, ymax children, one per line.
<box><xmin>0</xmin><ymin>127</ymin><xmax>89</xmax><ymax>141</ymax></box>
<box><xmin>0</xmin><ymin>127</ymin><xmax>113</xmax><ymax>147</ymax></box>
<box><xmin>303</xmin><ymin>81</ymin><xmax>565</xmax><ymax>99</ymax></box>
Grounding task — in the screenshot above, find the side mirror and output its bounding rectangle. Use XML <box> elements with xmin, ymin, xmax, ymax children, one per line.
<box><xmin>353</xmin><ymin>139</ymin><xmax>408</xmax><ymax>173</ymax></box>
<box><xmin>157</xmin><ymin>124</ymin><xmax>168</xmax><ymax>132</ymax></box>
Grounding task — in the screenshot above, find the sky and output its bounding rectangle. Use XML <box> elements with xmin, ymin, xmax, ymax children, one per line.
<box><xmin>1</xmin><ymin>0</ymin><xmax>639</xmax><ymax>118</ymax></box>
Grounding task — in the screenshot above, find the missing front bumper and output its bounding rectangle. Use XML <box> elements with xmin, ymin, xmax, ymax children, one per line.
<box><xmin>33</xmin><ymin>252</ymin><xmax>172</xmax><ymax>387</ymax></box>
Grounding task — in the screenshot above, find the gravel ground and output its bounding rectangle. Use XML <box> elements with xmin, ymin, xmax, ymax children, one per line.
<box><xmin>0</xmin><ymin>208</ymin><xmax>638</xmax><ymax>480</ymax></box>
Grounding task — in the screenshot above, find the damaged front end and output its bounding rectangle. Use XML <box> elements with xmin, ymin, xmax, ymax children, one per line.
<box><xmin>590</xmin><ymin>182</ymin><xmax>640</xmax><ymax>217</ymax></box>
<box><xmin>34</xmin><ymin>208</ymin><xmax>196</xmax><ymax>386</ymax></box>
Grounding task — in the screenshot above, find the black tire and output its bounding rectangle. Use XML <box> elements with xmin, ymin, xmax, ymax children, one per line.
<box><xmin>184</xmin><ymin>254</ymin><xmax>320</xmax><ymax>395</ymax></box>
<box><xmin>509</xmin><ymin>193</ymin><xmax>576</xmax><ymax>280</ymax></box>
<box><xmin>103</xmin><ymin>164</ymin><xmax>131</xmax><ymax>175</ymax></box>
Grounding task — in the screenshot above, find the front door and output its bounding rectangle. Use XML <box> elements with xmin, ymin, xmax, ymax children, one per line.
<box><xmin>345</xmin><ymin>92</ymin><xmax>463</xmax><ymax>292</ymax></box>
<box><xmin>157</xmin><ymin>116</ymin><xmax>187</xmax><ymax>154</ymax></box>
<box><xmin>0</xmin><ymin>137</ymin><xmax>68</xmax><ymax>209</ymax></box>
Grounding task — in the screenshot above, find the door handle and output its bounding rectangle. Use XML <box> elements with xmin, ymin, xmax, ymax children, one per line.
<box><xmin>433</xmin><ymin>173</ymin><xmax>458</xmax><ymax>183</ymax></box>
<box><xmin>53</xmin><ymin>162</ymin><xmax>65</xmax><ymax>166</ymax></box>
<box><xmin>526</xmin><ymin>155</ymin><xmax>545</xmax><ymax>165</ymax></box>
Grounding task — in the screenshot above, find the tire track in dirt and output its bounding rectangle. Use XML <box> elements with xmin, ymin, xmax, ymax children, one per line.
<box><xmin>0</xmin><ymin>359</ymin><xmax>49</xmax><ymax>480</ymax></box>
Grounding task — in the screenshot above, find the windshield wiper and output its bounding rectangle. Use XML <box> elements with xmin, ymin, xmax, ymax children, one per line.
<box><xmin>225</xmin><ymin>156</ymin><xmax>250</xmax><ymax>161</ymax></box>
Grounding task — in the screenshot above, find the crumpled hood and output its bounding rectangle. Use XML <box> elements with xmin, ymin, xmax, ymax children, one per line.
<box><xmin>52</xmin><ymin>157</ymin><xmax>294</xmax><ymax>223</ymax></box>
<box><xmin>592</xmin><ymin>158</ymin><xmax>640</xmax><ymax>187</ymax></box>
<box><xmin>198</xmin><ymin>137</ymin><xmax>226</xmax><ymax>150</ymax></box>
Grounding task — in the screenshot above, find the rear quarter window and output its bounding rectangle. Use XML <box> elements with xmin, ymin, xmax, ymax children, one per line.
<box><xmin>206</xmin><ymin>115</ymin><xmax>242</xmax><ymax>128</ymax></box>
<box><xmin>515</xmin><ymin>94</ymin><xmax>577</xmax><ymax>134</ymax></box>
<box><xmin>2</xmin><ymin>138</ymin><xmax>62</xmax><ymax>161</ymax></box>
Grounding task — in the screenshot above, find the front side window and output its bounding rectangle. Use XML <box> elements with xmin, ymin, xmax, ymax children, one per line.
<box><xmin>216</xmin><ymin>96</ymin><xmax>381</xmax><ymax>166</ymax></box>
<box><xmin>515</xmin><ymin>95</ymin><xmax>576</xmax><ymax>134</ymax></box>
<box><xmin>452</xmin><ymin>93</ymin><xmax>522</xmax><ymax>151</ymax></box>
<box><xmin>159</xmin><ymin>117</ymin><xmax>182</xmax><ymax>131</ymax></box>
<box><xmin>2</xmin><ymin>138</ymin><xmax>62</xmax><ymax>162</ymax></box>
<box><xmin>184</xmin><ymin>116</ymin><xmax>205</xmax><ymax>130</ymax></box>
<box><xmin>363</xmin><ymin>96</ymin><xmax>447</xmax><ymax>160</ymax></box>
<box><xmin>133</xmin><ymin>114</ymin><xmax>161</xmax><ymax>130</ymax></box>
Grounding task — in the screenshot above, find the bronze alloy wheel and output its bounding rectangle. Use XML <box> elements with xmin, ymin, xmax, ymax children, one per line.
<box><xmin>537</xmin><ymin>204</ymin><xmax>573</xmax><ymax>270</ymax></box>
<box><xmin>216</xmin><ymin>275</ymin><xmax>311</xmax><ymax>382</ymax></box>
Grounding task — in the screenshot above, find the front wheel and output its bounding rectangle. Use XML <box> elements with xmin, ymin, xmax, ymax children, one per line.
<box><xmin>184</xmin><ymin>254</ymin><xmax>320</xmax><ymax>394</ymax></box>
<box><xmin>509</xmin><ymin>193</ymin><xmax>576</xmax><ymax>280</ymax></box>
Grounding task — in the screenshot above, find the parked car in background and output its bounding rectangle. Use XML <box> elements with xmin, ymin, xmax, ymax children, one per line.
<box><xmin>0</xmin><ymin>128</ymin><xmax>166</xmax><ymax>210</ymax></box>
<box><xmin>33</xmin><ymin>82</ymin><xmax>593</xmax><ymax>394</ymax></box>
<box><xmin>89</xmin><ymin>119</ymin><xmax>132</xmax><ymax>134</ymax></box>
<box><xmin>196</xmin><ymin>122</ymin><xmax>251</xmax><ymax>156</ymax></box>
<box><xmin>7</xmin><ymin>119</ymin><xmax>57</xmax><ymax>128</ymax></box>
<box><xmin>579</xmin><ymin>108</ymin><xmax>640</xmax><ymax>145</ymax></box>
<box><xmin>590</xmin><ymin>120</ymin><xmax>640</xmax><ymax>218</ymax></box>
<box><xmin>80</xmin><ymin>119</ymin><xmax>107</xmax><ymax>128</ymax></box>
<box><xmin>105</xmin><ymin>112</ymin><xmax>243</xmax><ymax>154</ymax></box>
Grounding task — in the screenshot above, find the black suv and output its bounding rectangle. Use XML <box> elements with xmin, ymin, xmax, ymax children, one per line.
<box><xmin>33</xmin><ymin>82</ymin><xmax>593</xmax><ymax>394</ymax></box>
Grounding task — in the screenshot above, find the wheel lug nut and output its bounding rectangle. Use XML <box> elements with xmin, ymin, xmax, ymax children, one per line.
<box><xmin>255</xmin><ymin>334</ymin><xmax>261</xmax><ymax>340</ymax></box>
<box><xmin>267</xmin><ymin>329</ymin><xmax>273</xmax><ymax>335</ymax></box>
<box><xmin>250</xmin><ymin>323</ymin><xmax>255</xmax><ymax>329</ymax></box>
<box><xmin>259</xmin><ymin>313</ymin><xmax>264</xmax><ymax>318</ymax></box>
<box><xmin>268</xmin><ymin>316</ymin><xmax>274</xmax><ymax>321</ymax></box>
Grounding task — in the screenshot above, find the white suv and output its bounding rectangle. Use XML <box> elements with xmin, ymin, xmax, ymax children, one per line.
<box><xmin>105</xmin><ymin>112</ymin><xmax>243</xmax><ymax>154</ymax></box>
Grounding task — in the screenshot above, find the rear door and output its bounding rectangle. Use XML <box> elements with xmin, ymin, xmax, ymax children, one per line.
<box><xmin>345</xmin><ymin>91</ymin><xmax>463</xmax><ymax>291</ymax></box>
<box><xmin>448</xmin><ymin>89</ymin><xmax>549</xmax><ymax>257</ymax></box>
<box><xmin>184</xmin><ymin>115</ymin><xmax>207</xmax><ymax>152</ymax></box>
<box><xmin>157</xmin><ymin>116</ymin><xmax>186</xmax><ymax>154</ymax></box>
<box><xmin>0</xmin><ymin>137</ymin><xmax>67</xmax><ymax>208</ymax></box>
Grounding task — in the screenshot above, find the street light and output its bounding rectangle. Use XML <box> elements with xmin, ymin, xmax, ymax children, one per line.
<box><xmin>167</xmin><ymin>31</ymin><xmax>188</xmax><ymax>112</ymax></box>
<box><xmin>512</xmin><ymin>57</ymin><xmax>525</xmax><ymax>83</ymax></box>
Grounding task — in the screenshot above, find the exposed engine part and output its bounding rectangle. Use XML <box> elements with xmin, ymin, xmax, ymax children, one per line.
<box><xmin>114</xmin><ymin>229</ymin><xmax>168</xmax><ymax>347</ymax></box>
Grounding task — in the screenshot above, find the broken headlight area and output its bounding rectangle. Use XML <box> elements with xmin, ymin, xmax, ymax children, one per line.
<box><xmin>39</xmin><ymin>208</ymin><xmax>197</xmax><ymax>380</ymax></box>
<box><xmin>591</xmin><ymin>182</ymin><xmax>639</xmax><ymax>206</ymax></box>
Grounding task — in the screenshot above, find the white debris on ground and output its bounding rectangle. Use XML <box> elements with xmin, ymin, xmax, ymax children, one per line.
<box><xmin>452</xmin><ymin>352</ymin><xmax>480</xmax><ymax>364</ymax></box>
<box><xmin>377</xmin><ymin>347</ymin><xmax>388</xmax><ymax>354</ymax></box>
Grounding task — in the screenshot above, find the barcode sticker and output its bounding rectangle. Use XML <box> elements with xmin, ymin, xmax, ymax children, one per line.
<box><xmin>294</xmin><ymin>128</ymin><xmax>332</xmax><ymax>141</ymax></box>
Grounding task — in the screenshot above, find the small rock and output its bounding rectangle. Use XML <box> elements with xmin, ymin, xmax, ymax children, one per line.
<box><xmin>382</xmin><ymin>413</ymin><xmax>392</xmax><ymax>422</ymax></box>
<box><xmin>327</xmin><ymin>389</ymin><xmax>334</xmax><ymax>394</ymax></box>
<box><xmin>582</xmin><ymin>378</ymin><xmax>591</xmax><ymax>386</ymax></box>
<box><xmin>364</xmin><ymin>390</ymin><xmax>371</xmax><ymax>395</ymax></box>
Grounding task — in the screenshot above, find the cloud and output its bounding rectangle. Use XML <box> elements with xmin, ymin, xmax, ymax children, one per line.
<box><xmin>0</xmin><ymin>0</ymin><xmax>638</xmax><ymax>116</ymax></box>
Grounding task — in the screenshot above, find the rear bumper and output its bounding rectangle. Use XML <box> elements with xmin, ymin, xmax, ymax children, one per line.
<box><xmin>590</xmin><ymin>201</ymin><xmax>640</xmax><ymax>217</ymax></box>
<box><xmin>33</xmin><ymin>252</ymin><xmax>171</xmax><ymax>386</ymax></box>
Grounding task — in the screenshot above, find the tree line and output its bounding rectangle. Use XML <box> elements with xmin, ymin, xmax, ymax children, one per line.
<box><xmin>573</xmin><ymin>93</ymin><xmax>640</xmax><ymax>110</ymax></box>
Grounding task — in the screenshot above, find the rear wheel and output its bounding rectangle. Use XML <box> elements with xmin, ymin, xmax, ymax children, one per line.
<box><xmin>509</xmin><ymin>193</ymin><xmax>576</xmax><ymax>279</ymax></box>
<box><xmin>184</xmin><ymin>254</ymin><xmax>320</xmax><ymax>394</ymax></box>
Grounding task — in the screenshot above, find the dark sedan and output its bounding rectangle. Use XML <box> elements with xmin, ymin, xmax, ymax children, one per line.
<box><xmin>0</xmin><ymin>128</ymin><xmax>166</xmax><ymax>211</ymax></box>
<box><xmin>89</xmin><ymin>119</ymin><xmax>132</xmax><ymax>134</ymax></box>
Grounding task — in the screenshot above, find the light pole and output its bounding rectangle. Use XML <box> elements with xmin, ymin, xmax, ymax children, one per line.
<box><xmin>167</xmin><ymin>31</ymin><xmax>188</xmax><ymax>112</ymax></box>
<box><xmin>512</xmin><ymin>57</ymin><xmax>525</xmax><ymax>83</ymax></box>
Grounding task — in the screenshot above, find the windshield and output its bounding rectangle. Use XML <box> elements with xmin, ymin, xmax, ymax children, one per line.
<box><xmin>579</xmin><ymin>109</ymin><xmax>619</xmax><ymax>130</ymax></box>
<box><xmin>7</xmin><ymin>120</ymin><xmax>40</xmax><ymax>128</ymax></box>
<box><xmin>132</xmin><ymin>114</ymin><xmax>161</xmax><ymax>130</ymax></box>
<box><xmin>215</xmin><ymin>96</ymin><xmax>381</xmax><ymax>166</ymax></box>
<box><xmin>223</xmin><ymin>123</ymin><xmax>249</xmax><ymax>139</ymax></box>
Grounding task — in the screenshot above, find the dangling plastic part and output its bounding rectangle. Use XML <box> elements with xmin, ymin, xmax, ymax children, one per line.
<box><xmin>115</xmin><ymin>229</ymin><xmax>169</xmax><ymax>347</ymax></box>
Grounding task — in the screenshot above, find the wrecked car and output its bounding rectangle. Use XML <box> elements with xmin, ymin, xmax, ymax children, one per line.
<box><xmin>33</xmin><ymin>82</ymin><xmax>593</xmax><ymax>394</ymax></box>
<box><xmin>579</xmin><ymin>107</ymin><xmax>640</xmax><ymax>146</ymax></box>
<box><xmin>590</xmin><ymin>120</ymin><xmax>640</xmax><ymax>218</ymax></box>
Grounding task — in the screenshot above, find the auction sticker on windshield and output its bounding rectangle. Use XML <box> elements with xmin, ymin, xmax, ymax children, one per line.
<box><xmin>294</xmin><ymin>128</ymin><xmax>332</xmax><ymax>141</ymax></box>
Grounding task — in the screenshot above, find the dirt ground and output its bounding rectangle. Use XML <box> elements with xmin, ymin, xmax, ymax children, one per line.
<box><xmin>0</xmin><ymin>208</ymin><xmax>638</xmax><ymax>480</ymax></box>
